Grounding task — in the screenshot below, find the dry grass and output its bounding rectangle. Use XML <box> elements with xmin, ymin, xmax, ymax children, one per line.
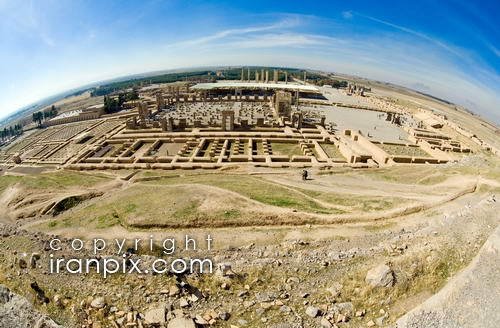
<box><xmin>270</xmin><ymin>142</ymin><xmax>303</xmax><ymax>156</ymax></box>
<box><xmin>336</xmin><ymin>247</ymin><xmax>471</xmax><ymax>324</ymax></box>
<box><xmin>0</xmin><ymin>170</ymin><xmax>109</xmax><ymax>192</ymax></box>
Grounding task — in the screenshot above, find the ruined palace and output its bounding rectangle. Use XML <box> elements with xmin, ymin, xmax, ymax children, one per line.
<box><xmin>1</xmin><ymin>68</ymin><xmax>493</xmax><ymax>171</ymax></box>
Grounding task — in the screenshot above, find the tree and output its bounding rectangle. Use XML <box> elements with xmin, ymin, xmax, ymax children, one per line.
<box><xmin>118</xmin><ymin>93</ymin><xmax>125</xmax><ymax>107</ymax></box>
<box><xmin>32</xmin><ymin>111</ymin><xmax>43</xmax><ymax>126</ymax></box>
<box><xmin>104</xmin><ymin>96</ymin><xmax>120</xmax><ymax>114</ymax></box>
<box><xmin>126</xmin><ymin>89</ymin><xmax>139</xmax><ymax>101</ymax></box>
<box><xmin>16</xmin><ymin>124</ymin><xmax>23</xmax><ymax>135</ymax></box>
<box><xmin>50</xmin><ymin>105</ymin><xmax>58</xmax><ymax>117</ymax></box>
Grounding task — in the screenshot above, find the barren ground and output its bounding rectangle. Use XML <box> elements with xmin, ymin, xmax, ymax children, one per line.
<box><xmin>0</xmin><ymin>154</ymin><xmax>498</xmax><ymax>328</ymax></box>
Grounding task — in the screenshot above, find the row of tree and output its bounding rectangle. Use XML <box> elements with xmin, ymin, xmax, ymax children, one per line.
<box><xmin>32</xmin><ymin>105</ymin><xmax>59</xmax><ymax>126</ymax></box>
<box><xmin>0</xmin><ymin>124</ymin><xmax>23</xmax><ymax>141</ymax></box>
<box><xmin>103</xmin><ymin>90</ymin><xmax>139</xmax><ymax>114</ymax></box>
<box><xmin>311</xmin><ymin>79</ymin><xmax>348</xmax><ymax>88</ymax></box>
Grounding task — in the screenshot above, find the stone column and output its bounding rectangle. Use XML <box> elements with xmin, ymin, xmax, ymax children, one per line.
<box><xmin>294</xmin><ymin>112</ymin><xmax>303</xmax><ymax>128</ymax></box>
<box><xmin>178</xmin><ymin>118</ymin><xmax>186</xmax><ymax>130</ymax></box>
<box><xmin>156</xmin><ymin>93</ymin><xmax>165</xmax><ymax>110</ymax></box>
<box><xmin>160</xmin><ymin>118</ymin><xmax>167</xmax><ymax>131</ymax></box>
<box><xmin>221</xmin><ymin>110</ymin><xmax>234</xmax><ymax>131</ymax></box>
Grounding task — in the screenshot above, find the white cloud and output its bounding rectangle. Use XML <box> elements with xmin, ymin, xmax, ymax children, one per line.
<box><xmin>351</xmin><ymin>11</ymin><xmax>474</xmax><ymax>63</ymax></box>
<box><xmin>487</xmin><ymin>44</ymin><xmax>500</xmax><ymax>58</ymax></box>
<box><xmin>170</xmin><ymin>15</ymin><xmax>302</xmax><ymax>48</ymax></box>
<box><xmin>0</xmin><ymin>0</ymin><xmax>56</xmax><ymax>47</ymax></box>
<box><xmin>227</xmin><ymin>33</ymin><xmax>335</xmax><ymax>48</ymax></box>
<box><xmin>342</xmin><ymin>11</ymin><xmax>353</xmax><ymax>19</ymax></box>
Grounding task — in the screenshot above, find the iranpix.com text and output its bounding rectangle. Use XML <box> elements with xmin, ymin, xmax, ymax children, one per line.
<box><xmin>48</xmin><ymin>235</ymin><xmax>214</xmax><ymax>278</ymax></box>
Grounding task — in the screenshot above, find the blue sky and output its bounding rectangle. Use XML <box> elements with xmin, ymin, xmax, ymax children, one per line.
<box><xmin>0</xmin><ymin>0</ymin><xmax>499</xmax><ymax>123</ymax></box>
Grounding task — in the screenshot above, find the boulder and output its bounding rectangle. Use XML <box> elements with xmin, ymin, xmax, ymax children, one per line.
<box><xmin>194</xmin><ymin>315</ymin><xmax>208</xmax><ymax>325</ymax></box>
<box><xmin>0</xmin><ymin>284</ymin><xmax>61</xmax><ymax>328</ymax></box>
<box><xmin>179</xmin><ymin>298</ymin><xmax>189</xmax><ymax>308</ymax></box>
<box><xmin>365</xmin><ymin>264</ymin><xmax>394</xmax><ymax>287</ymax></box>
<box><xmin>332</xmin><ymin>302</ymin><xmax>354</xmax><ymax>315</ymax></box>
<box><xmin>144</xmin><ymin>305</ymin><xmax>166</xmax><ymax>325</ymax></box>
<box><xmin>219</xmin><ymin>263</ymin><xmax>236</xmax><ymax>278</ymax></box>
<box><xmin>326</xmin><ymin>282</ymin><xmax>342</xmax><ymax>297</ymax></box>
<box><xmin>53</xmin><ymin>295</ymin><xmax>63</xmax><ymax>308</ymax></box>
<box><xmin>219</xmin><ymin>312</ymin><xmax>230</xmax><ymax>321</ymax></box>
<box><xmin>18</xmin><ymin>258</ymin><xmax>27</xmax><ymax>269</ymax></box>
<box><xmin>305</xmin><ymin>306</ymin><xmax>320</xmax><ymax>318</ymax></box>
<box><xmin>169</xmin><ymin>285</ymin><xmax>180</xmax><ymax>297</ymax></box>
<box><xmin>90</xmin><ymin>297</ymin><xmax>106</xmax><ymax>309</ymax></box>
<box><xmin>167</xmin><ymin>317</ymin><xmax>196</xmax><ymax>328</ymax></box>
<box><xmin>320</xmin><ymin>317</ymin><xmax>333</xmax><ymax>328</ymax></box>
<box><xmin>29</xmin><ymin>253</ymin><xmax>41</xmax><ymax>269</ymax></box>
